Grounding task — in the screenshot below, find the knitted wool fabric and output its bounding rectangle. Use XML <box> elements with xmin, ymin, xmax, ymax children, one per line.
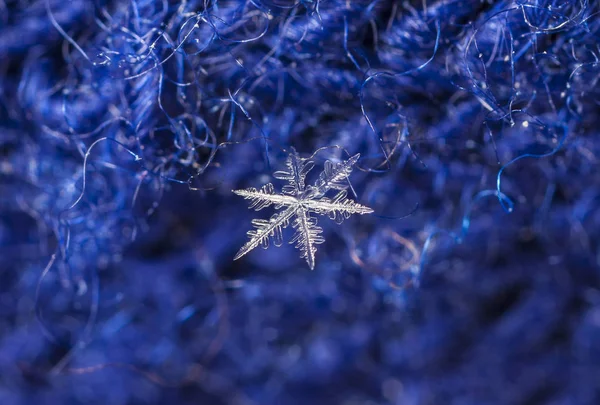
<box><xmin>1</xmin><ymin>1</ymin><xmax>599</xmax><ymax>404</ymax></box>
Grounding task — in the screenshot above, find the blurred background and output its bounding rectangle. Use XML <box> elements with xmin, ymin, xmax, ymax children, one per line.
<box><xmin>1</xmin><ymin>0</ymin><xmax>600</xmax><ymax>404</ymax></box>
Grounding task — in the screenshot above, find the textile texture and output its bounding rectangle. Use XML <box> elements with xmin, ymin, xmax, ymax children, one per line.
<box><xmin>1</xmin><ymin>1</ymin><xmax>599</xmax><ymax>404</ymax></box>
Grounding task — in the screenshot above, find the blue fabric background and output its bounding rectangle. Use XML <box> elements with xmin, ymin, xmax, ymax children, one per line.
<box><xmin>1</xmin><ymin>0</ymin><xmax>599</xmax><ymax>404</ymax></box>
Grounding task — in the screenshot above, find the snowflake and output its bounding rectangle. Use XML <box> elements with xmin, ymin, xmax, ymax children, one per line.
<box><xmin>233</xmin><ymin>149</ymin><xmax>373</xmax><ymax>269</ymax></box>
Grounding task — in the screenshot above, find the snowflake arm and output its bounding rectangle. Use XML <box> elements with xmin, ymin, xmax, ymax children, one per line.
<box><xmin>233</xmin><ymin>205</ymin><xmax>298</xmax><ymax>261</ymax></box>
<box><xmin>273</xmin><ymin>148</ymin><xmax>315</xmax><ymax>195</ymax></box>
<box><xmin>232</xmin><ymin>183</ymin><xmax>296</xmax><ymax>210</ymax></box>
<box><xmin>309</xmin><ymin>153</ymin><xmax>360</xmax><ymax>198</ymax></box>
<box><xmin>290</xmin><ymin>209</ymin><xmax>324</xmax><ymax>270</ymax></box>
<box><xmin>304</xmin><ymin>190</ymin><xmax>374</xmax><ymax>223</ymax></box>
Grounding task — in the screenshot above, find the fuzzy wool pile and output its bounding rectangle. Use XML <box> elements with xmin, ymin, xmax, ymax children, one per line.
<box><xmin>1</xmin><ymin>1</ymin><xmax>599</xmax><ymax>404</ymax></box>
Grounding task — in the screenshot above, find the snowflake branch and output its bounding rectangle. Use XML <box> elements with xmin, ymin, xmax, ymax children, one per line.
<box><xmin>291</xmin><ymin>209</ymin><xmax>324</xmax><ymax>270</ymax></box>
<box><xmin>309</xmin><ymin>153</ymin><xmax>361</xmax><ymax>198</ymax></box>
<box><xmin>273</xmin><ymin>148</ymin><xmax>315</xmax><ymax>195</ymax></box>
<box><xmin>232</xmin><ymin>183</ymin><xmax>297</xmax><ymax>210</ymax></box>
<box><xmin>305</xmin><ymin>190</ymin><xmax>374</xmax><ymax>223</ymax></box>
<box><xmin>234</xmin><ymin>205</ymin><xmax>298</xmax><ymax>261</ymax></box>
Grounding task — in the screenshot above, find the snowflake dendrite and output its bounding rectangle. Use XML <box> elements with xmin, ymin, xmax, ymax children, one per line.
<box><xmin>233</xmin><ymin>149</ymin><xmax>373</xmax><ymax>269</ymax></box>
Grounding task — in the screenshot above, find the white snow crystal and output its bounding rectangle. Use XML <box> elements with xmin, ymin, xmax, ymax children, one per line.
<box><xmin>233</xmin><ymin>149</ymin><xmax>373</xmax><ymax>269</ymax></box>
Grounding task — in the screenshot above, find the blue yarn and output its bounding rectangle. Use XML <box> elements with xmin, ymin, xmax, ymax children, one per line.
<box><xmin>1</xmin><ymin>0</ymin><xmax>600</xmax><ymax>404</ymax></box>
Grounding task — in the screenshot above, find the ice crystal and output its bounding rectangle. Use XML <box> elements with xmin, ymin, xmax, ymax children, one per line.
<box><xmin>233</xmin><ymin>149</ymin><xmax>373</xmax><ymax>269</ymax></box>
